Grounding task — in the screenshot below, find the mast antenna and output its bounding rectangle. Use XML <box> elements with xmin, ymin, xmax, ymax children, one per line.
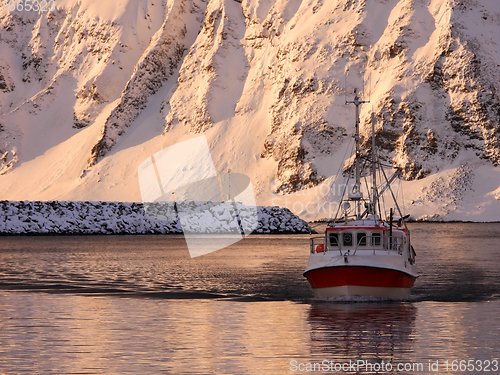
<box><xmin>345</xmin><ymin>88</ymin><xmax>369</xmax><ymax>219</ymax></box>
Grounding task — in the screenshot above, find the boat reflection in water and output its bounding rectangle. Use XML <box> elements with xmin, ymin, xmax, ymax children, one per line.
<box><xmin>307</xmin><ymin>303</ymin><xmax>417</xmax><ymax>371</ymax></box>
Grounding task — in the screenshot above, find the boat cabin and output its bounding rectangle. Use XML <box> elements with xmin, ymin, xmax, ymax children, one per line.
<box><xmin>319</xmin><ymin>226</ymin><xmax>406</xmax><ymax>254</ymax></box>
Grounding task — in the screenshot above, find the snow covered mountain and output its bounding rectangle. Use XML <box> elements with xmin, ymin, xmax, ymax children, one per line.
<box><xmin>0</xmin><ymin>0</ymin><xmax>499</xmax><ymax>221</ymax></box>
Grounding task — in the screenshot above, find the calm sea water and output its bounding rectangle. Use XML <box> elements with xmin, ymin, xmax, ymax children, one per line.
<box><xmin>0</xmin><ymin>223</ymin><xmax>499</xmax><ymax>374</ymax></box>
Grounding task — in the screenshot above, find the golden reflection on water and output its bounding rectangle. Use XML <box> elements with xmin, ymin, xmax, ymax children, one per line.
<box><xmin>307</xmin><ymin>303</ymin><xmax>416</xmax><ymax>359</ymax></box>
<box><xmin>1</xmin><ymin>224</ymin><xmax>499</xmax><ymax>373</ymax></box>
<box><xmin>155</xmin><ymin>300</ymin><xmax>312</xmax><ymax>373</ymax></box>
<box><xmin>1</xmin><ymin>292</ymin><xmax>499</xmax><ymax>374</ymax></box>
<box><xmin>412</xmin><ymin>301</ymin><xmax>500</xmax><ymax>364</ymax></box>
<box><xmin>0</xmin><ymin>293</ymin><xmax>313</xmax><ymax>374</ymax></box>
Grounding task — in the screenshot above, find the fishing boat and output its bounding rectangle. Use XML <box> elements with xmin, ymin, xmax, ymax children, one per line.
<box><xmin>303</xmin><ymin>91</ymin><xmax>418</xmax><ymax>299</ymax></box>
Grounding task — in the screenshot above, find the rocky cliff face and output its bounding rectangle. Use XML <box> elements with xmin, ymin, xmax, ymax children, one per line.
<box><xmin>87</xmin><ymin>0</ymin><xmax>207</xmax><ymax>167</ymax></box>
<box><xmin>0</xmin><ymin>0</ymin><xmax>499</xmax><ymax>220</ymax></box>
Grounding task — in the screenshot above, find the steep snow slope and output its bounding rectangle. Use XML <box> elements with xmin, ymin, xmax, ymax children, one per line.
<box><xmin>0</xmin><ymin>0</ymin><xmax>499</xmax><ymax>221</ymax></box>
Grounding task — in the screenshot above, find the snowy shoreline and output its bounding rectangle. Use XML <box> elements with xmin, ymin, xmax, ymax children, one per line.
<box><xmin>0</xmin><ymin>201</ymin><xmax>313</xmax><ymax>235</ymax></box>
<box><xmin>311</xmin><ymin>219</ymin><xmax>500</xmax><ymax>224</ymax></box>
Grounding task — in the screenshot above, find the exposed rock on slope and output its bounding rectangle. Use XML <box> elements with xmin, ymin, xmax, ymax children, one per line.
<box><xmin>87</xmin><ymin>0</ymin><xmax>207</xmax><ymax>166</ymax></box>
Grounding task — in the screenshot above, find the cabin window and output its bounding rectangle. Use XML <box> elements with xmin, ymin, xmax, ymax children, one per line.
<box><xmin>357</xmin><ymin>232</ymin><xmax>366</xmax><ymax>246</ymax></box>
<box><xmin>343</xmin><ymin>232</ymin><xmax>353</xmax><ymax>247</ymax></box>
<box><xmin>329</xmin><ymin>232</ymin><xmax>339</xmax><ymax>247</ymax></box>
<box><xmin>371</xmin><ymin>232</ymin><xmax>381</xmax><ymax>246</ymax></box>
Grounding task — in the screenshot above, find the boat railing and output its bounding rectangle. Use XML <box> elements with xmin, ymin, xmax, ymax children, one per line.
<box><xmin>310</xmin><ymin>235</ymin><xmax>404</xmax><ymax>255</ymax></box>
<box><xmin>309</xmin><ymin>236</ymin><xmax>334</xmax><ymax>254</ymax></box>
<box><xmin>352</xmin><ymin>234</ymin><xmax>403</xmax><ymax>255</ymax></box>
<box><xmin>384</xmin><ymin>235</ymin><xmax>404</xmax><ymax>254</ymax></box>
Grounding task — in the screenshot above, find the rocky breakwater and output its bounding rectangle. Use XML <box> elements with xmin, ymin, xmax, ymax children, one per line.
<box><xmin>0</xmin><ymin>201</ymin><xmax>312</xmax><ymax>235</ymax></box>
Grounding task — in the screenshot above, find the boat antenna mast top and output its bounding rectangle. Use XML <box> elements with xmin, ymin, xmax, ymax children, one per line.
<box><xmin>345</xmin><ymin>88</ymin><xmax>369</xmax><ymax>219</ymax></box>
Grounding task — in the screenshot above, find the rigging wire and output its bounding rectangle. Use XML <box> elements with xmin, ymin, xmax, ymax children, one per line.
<box><xmin>394</xmin><ymin>176</ymin><xmax>400</xmax><ymax>205</ymax></box>
<box><xmin>377</xmin><ymin>166</ymin><xmax>383</xmax><ymax>218</ymax></box>
<box><xmin>395</xmin><ymin>177</ymin><xmax>402</xmax><ymax>212</ymax></box>
<box><xmin>380</xmin><ymin>184</ymin><xmax>387</xmax><ymax>220</ymax></box>
<box><xmin>331</xmin><ymin>138</ymin><xmax>357</xmax><ymax>223</ymax></box>
<box><xmin>380</xmin><ymin>166</ymin><xmax>405</xmax><ymax>219</ymax></box>
<box><xmin>309</xmin><ymin>136</ymin><xmax>355</xmax><ymax>228</ymax></box>
<box><xmin>363</xmin><ymin>174</ymin><xmax>372</xmax><ymax>203</ymax></box>
<box><xmin>400</xmin><ymin>177</ymin><xmax>407</xmax><ymax>217</ymax></box>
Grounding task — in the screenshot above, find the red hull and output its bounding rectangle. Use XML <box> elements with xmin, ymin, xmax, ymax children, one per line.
<box><xmin>304</xmin><ymin>266</ymin><xmax>416</xmax><ymax>289</ymax></box>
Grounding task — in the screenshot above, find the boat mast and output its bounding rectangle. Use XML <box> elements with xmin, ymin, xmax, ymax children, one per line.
<box><xmin>371</xmin><ymin>112</ymin><xmax>378</xmax><ymax>219</ymax></box>
<box><xmin>346</xmin><ymin>89</ymin><xmax>368</xmax><ymax>219</ymax></box>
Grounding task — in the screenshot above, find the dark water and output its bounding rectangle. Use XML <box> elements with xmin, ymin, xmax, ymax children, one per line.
<box><xmin>0</xmin><ymin>223</ymin><xmax>499</xmax><ymax>374</ymax></box>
